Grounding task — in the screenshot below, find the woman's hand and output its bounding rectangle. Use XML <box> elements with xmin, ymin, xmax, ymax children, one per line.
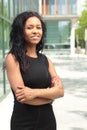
<box><xmin>51</xmin><ymin>75</ymin><xmax>60</xmax><ymax>87</ymax></box>
<box><xmin>15</xmin><ymin>86</ymin><xmax>37</xmax><ymax>103</ymax></box>
<box><xmin>15</xmin><ymin>86</ymin><xmax>54</xmax><ymax>105</ymax></box>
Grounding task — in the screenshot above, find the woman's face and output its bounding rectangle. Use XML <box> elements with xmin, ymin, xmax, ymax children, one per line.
<box><xmin>24</xmin><ymin>16</ymin><xmax>43</xmax><ymax>45</ymax></box>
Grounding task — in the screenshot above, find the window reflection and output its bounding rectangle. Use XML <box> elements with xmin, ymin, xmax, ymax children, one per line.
<box><xmin>0</xmin><ymin>0</ymin><xmax>2</xmax><ymax>15</ymax></box>
<box><xmin>42</xmin><ymin>0</ymin><xmax>77</xmax><ymax>15</ymax></box>
<box><xmin>4</xmin><ymin>21</ymin><xmax>10</xmax><ymax>51</ymax></box>
<box><xmin>4</xmin><ymin>0</ymin><xmax>9</xmax><ymax>18</ymax></box>
<box><xmin>0</xmin><ymin>18</ymin><xmax>2</xmax><ymax>50</ymax></box>
<box><xmin>57</xmin><ymin>21</ymin><xmax>70</xmax><ymax>43</ymax></box>
<box><xmin>45</xmin><ymin>20</ymin><xmax>71</xmax><ymax>49</ymax></box>
<box><xmin>58</xmin><ymin>0</ymin><xmax>66</xmax><ymax>15</ymax></box>
<box><xmin>48</xmin><ymin>0</ymin><xmax>55</xmax><ymax>14</ymax></box>
<box><xmin>0</xmin><ymin>18</ymin><xmax>5</xmax><ymax>98</ymax></box>
<box><xmin>10</xmin><ymin>0</ymin><xmax>14</xmax><ymax>19</ymax></box>
<box><xmin>69</xmin><ymin>0</ymin><xmax>77</xmax><ymax>14</ymax></box>
<box><xmin>14</xmin><ymin>0</ymin><xmax>19</xmax><ymax>16</ymax></box>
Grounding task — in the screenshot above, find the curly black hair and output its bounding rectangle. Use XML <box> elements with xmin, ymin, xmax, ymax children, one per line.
<box><xmin>9</xmin><ymin>11</ymin><xmax>46</xmax><ymax>72</ymax></box>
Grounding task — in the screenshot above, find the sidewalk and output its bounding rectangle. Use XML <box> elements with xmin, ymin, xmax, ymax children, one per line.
<box><xmin>53</xmin><ymin>94</ymin><xmax>87</xmax><ymax>130</ymax></box>
<box><xmin>53</xmin><ymin>55</ymin><xmax>87</xmax><ymax>130</ymax></box>
<box><xmin>0</xmin><ymin>93</ymin><xmax>13</xmax><ymax>130</ymax></box>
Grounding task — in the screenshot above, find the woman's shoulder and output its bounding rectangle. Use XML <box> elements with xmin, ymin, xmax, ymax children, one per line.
<box><xmin>5</xmin><ymin>53</ymin><xmax>18</xmax><ymax>68</ymax></box>
<box><xmin>5</xmin><ymin>53</ymin><xmax>16</xmax><ymax>62</ymax></box>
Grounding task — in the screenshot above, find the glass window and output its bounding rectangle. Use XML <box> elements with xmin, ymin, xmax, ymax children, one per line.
<box><xmin>0</xmin><ymin>0</ymin><xmax>2</xmax><ymax>15</ymax></box>
<box><xmin>25</xmin><ymin>0</ymin><xmax>29</xmax><ymax>11</ymax></box>
<box><xmin>3</xmin><ymin>21</ymin><xmax>10</xmax><ymax>94</ymax></box>
<box><xmin>23</xmin><ymin>0</ymin><xmax>38</xmax><ymax>12</ymax></box>
<box><xmin>46</xmin><ymin>21</ymin><xmax>58</xmax><ymax>44</ymax></box>
<box><xmin>55</xmin><ymin>0</ymin><xmax>59</xmax><ymax>14</ymax></box>
<box><xmin>4</xmin><ymin>21</ymin><xmax>10</xmax><ymax>51</ymax></box>
<box><xmin>18</xmin><ymin>0</ymin><xmax>22</xmax><ymax>13</ymax></box>
<box><xmin>21</xmin><ymin>0</ymin><xmax>29</xmax><ymax>12</ymax></box>
<box><xmin>69</xmin><ymin>0</ymin><xmax>77</xmax><ymax>14</ymax></box>
<box><xmin>57</xmin><ymin>21</ymin><xmax>71</xmax><ymax>43</ymax></box>
<box><xmin>58</xmin><ymin>0</ymin><xmax>66</xmax><ymax>15</ymax></box>
<box><xmin>0</xmin><ymin>19</ymin><xmax>4</xmax><ymax>98</ymax></box>
<box><xmin>32</xmin><ymin>0</ymin><xmax>38</xmax><ymax>12</ymax></box>
<box><xmin>10</xmin><ymin>0</ymin><xmax>14</xmax><ymax>19</ymax></box>
<box><xmin>0</xmin><ymin>18</ymin><xmax>2</xmax><ymax>50</ymax></box>
<box><xmin>21</xmin><ymin>0</ymin><xmax>25</xmax><ymax>11</ymax></box>
<box><xmin>0</xmin><ymin>0</ymin><xmax>13</xmax><ymax>99</ymax></box>
<box><xmin>4</xmin><ymin>0</ymin><xmax>9</xmax><ymax>18</ymax></box>
<box><xmin>45</xmin><ymin>20</ymin><xmax>71</xmax><ymax>49</ymax></box>
<box><xmin>48</xmin><ymin>0</ymin><xmax>55</xmax><ymax>14</ymax></box>
<box><xmin>14</xmin><ymin>0</ymin><xmax>19</xmax><ymax>16</ymax></box>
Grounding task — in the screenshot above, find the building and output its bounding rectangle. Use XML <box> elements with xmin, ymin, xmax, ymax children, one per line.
<box><xmin>39</xmin><ymin>0</ymin><xmax>80</xmax><ymax>55</ymax></box>
<box><xmin>0</xmin><ymin>0</ymin><xmax>39</xmax><ymax>100</ymax></box>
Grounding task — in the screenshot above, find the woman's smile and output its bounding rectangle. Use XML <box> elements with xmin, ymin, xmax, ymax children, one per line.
<box><xmin>24</xmin><ymin>16</ymin><xmax>43</xmax><ymax>45</ymax></box>
<box><xmin>30</xmin><ymin>35</ymin><xmax>40</xmax><ymax>39</ymax></box>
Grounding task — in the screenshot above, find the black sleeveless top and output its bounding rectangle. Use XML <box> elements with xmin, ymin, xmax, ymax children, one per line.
<box><xmin>11</xmin><ymin>54</ymin><xmax>56</xmax><ymax>130</ymax></box>
<box><xmin>12</xmin><ymin>53</ymin><xmax>51</xmax><ymax>102</ymax></box>
<box><xmin>21</xmin><ymin>53</ymin><xmax>51</xmax><ymax>89</ymax></box>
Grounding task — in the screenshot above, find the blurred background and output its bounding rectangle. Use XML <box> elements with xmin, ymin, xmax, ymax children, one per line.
<box><xmin>0</xmin><ymin>0</ymin><xmax>87</xmax><ymax>130</ymax></box>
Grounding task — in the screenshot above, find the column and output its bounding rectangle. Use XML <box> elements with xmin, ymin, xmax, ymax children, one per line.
<box><xmin>70</xmin><ymin>23</ymin><xmax>75</xmax><ymax>56</ymax></box>
<box><xmin>39</xmin><ymin>0</ymin><xmax>42</xmax><ymax>15</ymax></box>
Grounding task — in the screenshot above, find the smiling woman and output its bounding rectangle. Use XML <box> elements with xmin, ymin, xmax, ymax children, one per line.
<box><xmin>24</xmin><ymin>16</ymin><xmax>43</xmax><ymax>47</ymax></box>
<box><xmin>5</xmin><ymin>11</ymin><xmax>64</xmax><ymax>130</ymax></box>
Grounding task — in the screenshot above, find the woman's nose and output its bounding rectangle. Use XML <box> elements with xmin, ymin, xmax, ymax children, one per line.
<box><xmin>32</xmin><ymin>27</ymin><xmax>37</xmax><ymax>33</ymax></box>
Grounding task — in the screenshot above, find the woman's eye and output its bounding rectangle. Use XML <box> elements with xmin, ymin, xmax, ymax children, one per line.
<box><xmin>27</xmin><ymin>26</ymin><xmax>32</xmax><ymax>29</ymax></box>
<box><xmin>25</xmin><ymin>26</ymin><xmax>42</xmax><ymax>30</ymax></box>
<box><xmin>37</xmin><ymin>26</ymin><xmax>42</xmax><ymax>29</ymax></box>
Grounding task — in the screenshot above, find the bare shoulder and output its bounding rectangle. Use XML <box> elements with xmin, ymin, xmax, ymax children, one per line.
<box><xmin>46</xmin><ymin>56</ymin><xmax>57</xmax><ymax>77</ymax></box>
<box><xmin>5</xmin><ymin>53</ymin><xmax>15</xmax><ymax>62</ymax></box>
<box><xmin>46</xmin><ymin>56</ymin><xmax>54</xmax><ymax>67</ymax></box>
<box><xmin>5</xmin><ymin>53</ymin><xmax>19</xmax><ymax>69</ymax></box>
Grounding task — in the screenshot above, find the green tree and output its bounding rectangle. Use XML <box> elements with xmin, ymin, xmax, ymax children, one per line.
<box><xmin>75</xmin><ymin>0</ymin><xmax>87</xmax><ymax>48</ymax></box>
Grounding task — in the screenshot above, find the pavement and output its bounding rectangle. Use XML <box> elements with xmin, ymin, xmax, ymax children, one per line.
<box><xmin>0</xmin><ymin>54</ymin><xmax>87</xmax><ymax>130</ymax></box>
<box><xmin>0</xmin><ymin>93</ymin><xmax>13</xmax><ymax>130</ymax></box>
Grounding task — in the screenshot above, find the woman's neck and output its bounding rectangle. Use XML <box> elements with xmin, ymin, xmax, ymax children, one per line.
<box><xmin>26</xmin><ymin>45</ymin><xmax>37</xmax><ymax>57</ymax></box>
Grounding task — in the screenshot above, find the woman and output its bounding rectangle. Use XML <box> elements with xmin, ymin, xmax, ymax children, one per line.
<box><xmin>5</xmin><ymin>11</ymin><xmax>64</xmax><ymax>130</ymax></box>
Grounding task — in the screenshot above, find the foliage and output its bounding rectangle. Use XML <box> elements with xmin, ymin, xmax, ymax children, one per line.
<box><xmin>75</xmin><ymin>0</ymin><xmax>87</xmax><ymax>48</ymax></box>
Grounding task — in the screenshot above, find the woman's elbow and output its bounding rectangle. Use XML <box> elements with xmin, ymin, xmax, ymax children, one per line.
<box><xmin>59</xmin><ymin>81</ymin><xmax>64</xmax><ymax>97</ymax></box>
<box><xmin>60</xmin><ymin>88</ymin><xmax>64</xmax><ymax>97</ymax></box>
<box><xmin>58</xmin><ymin>87</ymin><xmax>64</xmax><ymax>98</ymax></box>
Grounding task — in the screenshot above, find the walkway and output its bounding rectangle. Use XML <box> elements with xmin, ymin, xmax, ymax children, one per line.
<box><xmin>0</xmin><ymin>54</ymin><xmax>87</xmax><ymax>130</ymax></box>
<box><xmin>53</xmin><ymin>54</ymin><xmax>87</xmax><ymax>130</ymax></box>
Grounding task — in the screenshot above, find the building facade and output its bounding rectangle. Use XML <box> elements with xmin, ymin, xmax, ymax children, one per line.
<box><xmin>0</xmin><ymin>0</ymin><xmax>38</xmax><ymax>100</ymax></box>
<box><xmin>39</xmin><ymin>0</ymin><xmax>79</xmax><ymax>55</ymax></box>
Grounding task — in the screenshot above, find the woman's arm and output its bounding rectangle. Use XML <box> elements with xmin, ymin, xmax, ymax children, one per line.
<box><xmin>34</xmin><ymin>58</ymin><xmax>64</xmax><ymax>100</ymax></box>
<box><xmin>15</xmin><ymin>86</ymin><xmax>53</xmax><ymax>105</ymax></box>
<box><xmin>16</xmin><ymin>57</ymin><xmax>64</xmax><ymax>103</ymax></box>
<box><xmin>21</xmin><ymin>97</ymin><xmax>53</xmax><ymax>105</ymax></box>
<box><xmin>5</xmin><ymin>53</ymin><xmax>24</xmax><ymax>92</ymax></box>
<box><xmin>5</xmin><ymin>53</ymin><xmax>53</xmax><ymax>105</ymax></box>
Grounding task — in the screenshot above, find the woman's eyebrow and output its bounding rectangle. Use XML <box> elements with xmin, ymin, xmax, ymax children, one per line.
<box><xmin>26</xmin><ymin>23</ymin><xmax>42</xmax><ymax>26</ymax></box>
